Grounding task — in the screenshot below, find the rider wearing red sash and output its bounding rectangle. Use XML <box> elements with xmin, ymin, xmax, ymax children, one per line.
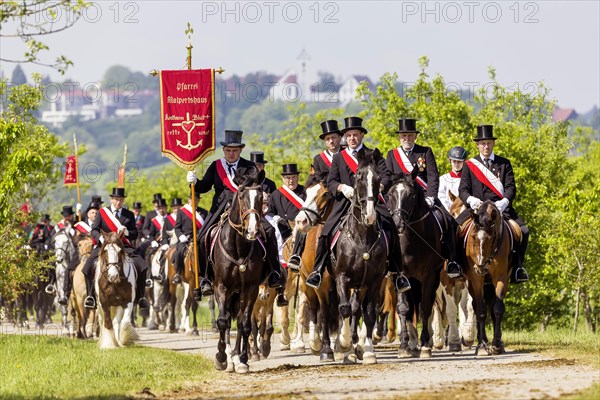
<box><xmin>458</xmin><ymin>125</ymin><xmax>529</xmax><ymax>283</ymax></box>
<box><xmin>287</xmin><ymin>120</ymin><xmax>342</xmax><ymax>271</ymax></box>
<box><xmin>141</xmin><ymin>194</ymin><xmax>163</xmax><ymax>239</ymax></box>
<box><xmin>385</xmin><ymin>118</ymin><xmax>463</xmax><ymax>280</ymax></box>
<box><xmin>82</xmin><ymin>188</ymin><xmax>150</xmax><ymax>309</ymax></box>
<box><xmin>186</xmin><ymin>130</ymin><xmax>284</xmax><ymax>299</ymax></box>
<box><xmin>267</xmin><ymin>164</ymin><xmax>306</xmax><ymax>306</ymax></box>
<box><xmin>171</xmin><ymin>195</ymin><xmax>208</xmax><ymax>284</ymax></box>
<box><xmin>250</xmin><ymin>151</ymin><xmax>277</xmax><ymax>195</ymax></box>
<box><xmin>305</xmin><ymin>117</ymin><xmax>404</xmax><ymax>291</ymax></box>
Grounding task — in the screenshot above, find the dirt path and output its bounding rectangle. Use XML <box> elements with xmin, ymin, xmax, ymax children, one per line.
<box><xmin>136</xmin><ymin>327</ymin><xmax>599</xmax><ymax>399</ymax></box>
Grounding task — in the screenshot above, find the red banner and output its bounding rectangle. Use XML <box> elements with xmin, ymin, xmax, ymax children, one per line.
<box><xmin>63</xmin><ymin>155</ymin><xmax>78</xmax><ymax>186</ymax></box>
<box><xmin>160</xmin><ymin>69</ymin><xmax>215</xmax><ymax>168</ymax></box>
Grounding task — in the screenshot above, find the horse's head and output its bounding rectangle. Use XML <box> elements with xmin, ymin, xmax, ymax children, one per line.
<box><xmin>470</xmin><ymin>200</ymin><xmax>502</xmax><ymax>274</ymax></box>
<box><xmin>295</xmin><ymin>174</ymin><xmax>331</xmax><ymax>233</ymax></box>
<box><xmin>388</xmin><ymin>167</ymin><xmax>423</xmax><ymax>232</ymax></box>
<box><xmin>233</xmin><ymin>167</ymin><xmax>265</xmax><ymax>240</ymax></box>
<box><xmin>77</xmin><ymin>236</ymin><xmax>94</xmax><ymax>258</ymax></box>
<box><xmin>448</xmin><ymin>191</ymin><xmax>466</xmax><ymax>220</ymax></box>
<box><xmin>258</xmin><ymin>284</ymin><xmax>270</xmax><ymax>302</ymax></box>
<box><xmin>100</xmin><ymin>232</ymin><xmax>125</xmax><ymax>283</ymax></box>
<box><xmin>53</xmin><ymin>230</ymin><xmax>72</xmax><ymax>264</ymax></box>
<box><xmin>353</xmin><ymin>148</ymin><xmax>382</xmax><ymax>226</ymax></box>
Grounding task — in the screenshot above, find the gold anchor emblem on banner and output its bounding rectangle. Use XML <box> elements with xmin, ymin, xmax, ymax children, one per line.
<box><xmin>173</xmin><ymin>112</ymin><xmax>205</xmax><ymax>151</ymax></box>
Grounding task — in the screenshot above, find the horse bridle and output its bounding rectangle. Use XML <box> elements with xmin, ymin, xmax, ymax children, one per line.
<box><xmin>228</xmin><ymin>185</ymin><xmax>263</xmax><ymax>237</ymax></box>
<box><xmin>473</xmin><ymin>220</ymin><xmax>503</xmax><ymax>269</ymax></box>
<box><xmin>300</xmin><ymin>192</ymin><xmax>332</xmax><ymax>227</ymax></box>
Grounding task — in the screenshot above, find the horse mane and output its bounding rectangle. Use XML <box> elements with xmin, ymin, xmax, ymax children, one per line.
<box><xmin>473</xmin><ymin>200</ymin><xmax>500</xmax><ymax>229</ymax></box>
<box><xmin>235</xmin><ymin>166</ymin><xmax>265</xmax><ymax>191</ymax></box>
<box><xmin>356</xmin><ymin>147</ymin><xmax>381</xmax><ymax>169</ymax></box>
<box><xmin>304</xmin><ymin>173</ymin><xmax>322</xmax><ymax>188</ymax></box>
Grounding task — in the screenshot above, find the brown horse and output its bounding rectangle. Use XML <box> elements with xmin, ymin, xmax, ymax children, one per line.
<box><xmin>293</xmin><ymin>174</ymin><xmax>337</xmax><ymax>361</ymax></box>
<box><xmin>387</xmin><ymin>168</ymin><xmax>444</xmax><ymax>358</ymax></box>
<box><xmin>212</xmin><ymin>168</ymin><xmax>267</xmax><ymax>373</ymax></box>
<box><xmin>373</xmin><ymin>275</ymin><xmax>398</xmax><ymax>344</ymax></box>
<box><xmin>449</xmin><ymin>195</ymin><xmax>520</xmax><ymax>355</ymax></box>
<box><xmin>71</xmin><ymin>236</ymin><xmax>97</xmax><ymax>339</ymax></box>
<box><xmin>250</xmin><ymin>284</ymin><xmax>276</xmax><ymax>361</ymax></box>
<box><xmin>95</xmin><ymin>232</ymin><xmax>138</xmax><ymax>348</ymax></box>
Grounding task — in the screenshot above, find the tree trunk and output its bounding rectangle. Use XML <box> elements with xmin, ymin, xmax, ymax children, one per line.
<box><xmin>539</xmin><ymin>312</ymin><xmax>552</xmax><ymax>333</ymax></box>
<box><xmin>573</xmin><ymin>253</ymin><xmax>584</xmax><ymax>334</ymax></box>
<box><xmin>582</xmin><ymin>289</ymin><xmax>596</xmax><ymax>333</ymax></box>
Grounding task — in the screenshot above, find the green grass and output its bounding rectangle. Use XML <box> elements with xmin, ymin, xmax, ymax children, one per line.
<box><xmin>0</xmin><ymin>334</ymin><xmax>214</xmax><ymax>399</ymax></box>
<box><xmin>503</xmin><ymin>328</ymin><xmax>600</xmax><ymax>368</ymax></box>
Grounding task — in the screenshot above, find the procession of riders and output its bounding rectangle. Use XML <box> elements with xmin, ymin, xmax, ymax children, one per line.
<box><xmin>19</xmin><ymin>116</ymin><xmax>529</xmax><ymax>323</ymax></box>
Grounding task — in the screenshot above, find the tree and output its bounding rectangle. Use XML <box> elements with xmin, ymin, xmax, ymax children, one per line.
<box><xmin>0</xmin><ymin>0</ymin><xmax>89</xmax><ymax>74</ymax></box>
<box><xmin>0</xmin><ymin>76</ymin><xmax>68</xmax><ymax>300</ymax></box>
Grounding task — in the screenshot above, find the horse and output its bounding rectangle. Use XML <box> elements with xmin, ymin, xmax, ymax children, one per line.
<box><xmin>70</xmin><ymin>236</ymin><xmax>97</xmax><ymax>338</ymax></box>
<box><xmin>165</xmin><ymin>242</ymin><xmax>200</xmax><ymax>335</ymax></box>
<box><xmin>51</xmin><ymin>229</ymin><xmax>77</xmax><ymax>329</ymax></box>
<box><xmin>449</xmin><ymin>195</ymin><xmax>520</xmax><ymax>355</ymax></box>
<box><xmin>212</xmin><ymin>168</ymin><xmax>267</xmax><ymax>373</ymax></box>
<box><xmin>147</xmin><ymin>247</ymin><xmax>169</xmax><ymax>331</ymax></box>
<box><xmin>330</xmin><ymin>148</ymin><xmax>389</xmax><ymax>365</ymax></box>
<box><xmin>431</xmin><ymin>267</ymin><xmax>476</xmax><ymax>351</ymax></box>
<box><xmin>95</xmin><ymin>231</ymin><xmax>138</xmax><ymax>348</ymax></box>
<box><xmin>250</xmin><ymin>284</ymin><xmax>276</xmax><ymax>361</ymax></box>
<box><xmin>387</xmin><ymin>168</ymin><xmax>445</xmax><ymax>358</ymax></box>
<box><xmin>293</xmin><ymin>174</ymin><xmax>337</xmax><ymax>360</ymax></box>
<box><xmin>373</xmin><ymin>275</ymin><xmax>398</xmax><ymax>344</ymax></box>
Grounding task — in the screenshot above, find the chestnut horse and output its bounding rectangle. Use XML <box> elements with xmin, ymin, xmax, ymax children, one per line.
<box><xmin>95</xmin><ymin>232</ymin><xmax>138</xmax><ymax>348</ymax></box>
<box><xmin>71</xmin><ymin>236</ymin><xmax>97</xmax><ymax>338</ymax></box>
<box><xmin>212</xmin><ymin>168</ymin><xmax>267</xmax><ymax>373</ymax></box>
<box><xmin>449</xmin><ymin>196</ymin><xmax>520</xmax><ymax>355</ymax></box>
<box><xmin>387</xmin><ymin>168</ymin><xmax>444</xmax><ymax>358</ymax></box>
<box><xmin>293</xmin><ymin>174</ymin><xmax>337</xmax><ymax>360</ymax></box>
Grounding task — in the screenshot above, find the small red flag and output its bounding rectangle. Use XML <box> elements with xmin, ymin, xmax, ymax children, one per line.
<box><xmin>64</xmin><ymin>155</ymin><xmax>78</xmax><ymax>186</ymax></box>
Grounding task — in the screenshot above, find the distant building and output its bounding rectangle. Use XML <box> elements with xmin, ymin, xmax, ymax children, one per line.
<box><xmin>552</xmin><ymin>107</ymin><xmax>578</xmax><ymax>122</ymax></box>
<box><xmin>339</xmin><ymin>75</ymin><xmax>373</xmax><ymax>105</ymax></box>
<box><xmin>267</xmin><ymin>70</ymin><xmax>301</xmax><ymax>102</ymax></box>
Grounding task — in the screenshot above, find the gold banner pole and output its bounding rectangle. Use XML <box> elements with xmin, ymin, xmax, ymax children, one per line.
<box><xmin>73</xmin><ymin>133</ymin><xmax>81</xmax><ymax>222</ymax></box>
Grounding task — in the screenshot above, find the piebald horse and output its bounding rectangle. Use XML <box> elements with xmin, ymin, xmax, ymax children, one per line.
<box><xmin>95</xmin><ymin>232</ymin><xmax>138</xmax><ymax>348</ymax></box>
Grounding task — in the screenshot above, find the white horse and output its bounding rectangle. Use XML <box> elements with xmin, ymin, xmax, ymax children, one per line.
<box><xmin>52</xmin><ymin>229</ymin><xmax>76</xmax><ymax>330</ymax></box>
<box><xmin>148</xmin><ymin>247</ymin><xmax>168</xmax><ymax>330</ymax></box>
<box><xmin>95</xmin><ymin>233</ymin><xmax>138</xmax><ymax>349</ymax></box>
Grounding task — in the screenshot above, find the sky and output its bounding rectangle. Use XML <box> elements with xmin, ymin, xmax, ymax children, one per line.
<box><xmin>1</xmin><ymin>0</ymin><xmax>599</xmax><ymax>112</ymax></box>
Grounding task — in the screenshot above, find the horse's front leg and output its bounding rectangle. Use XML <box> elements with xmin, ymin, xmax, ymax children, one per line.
<box><xmin>419</xmin><ymin>270</ymin><xmax>441</xmax><ymax>358</ymax></box>
<box><xmin>335</xmin><ymin>275</ymin><xmax>353</xmax><ymax>356</ymax></box>
<box><xmin>214</xmin><ymin>283</ymin><xmax>230</xmax><ymax>371</ymax></box>
<box><xmin>491</xmin><ymin>278</ymin><xmax>507</xmax><ymax>355</ymax></box>
<box><xmin>190</xmin><ymin>296</ymin><xmax>199</xmax><ymax>336</ymax></box>
<box><xmin>209</xmin><ymin>294</ymin><xmax>218</xmax><ymax>333</ymax></box>
<box><xmin>250</xmin><ymin>307</ymin><xmax>260</xmax><ymax>361</ymax></box>
<box><xmin>98</xmin><ymin>304</ymin><xmax>117</xmax><ymax>349</ymax></box>
<box><xmin>396</xmin><ymin>291</ymin><xmax>413</xmax><ymax>358</ymax></box>
<box><xmin>362</xmin><ymin>286</ymin><xmax>379</xmax><ymax>364</ymax></box>
<box><xmin>468</xmin><ymin>276</ymin><xmax>490</xmax><ymax>356</ymax></box>
<box><xmin>234</xmin><ymin>289</ymin><xmax>256</xmax><ymax>374</ymax></box>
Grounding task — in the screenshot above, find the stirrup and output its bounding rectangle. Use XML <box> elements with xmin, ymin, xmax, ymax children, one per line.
<box><xmin>200</xmin><ymin>279</ymin><xmax>214</xmax><ymax>296</ymax></box>
<box><xmin>172</xmin><ymin>274</ymin><xmax>181</xmax><ymax>284</ymax></box>
<box><xmin>395</xmin><ymin>275</ymin><xmax>411</xmax><ymax>293</ymax></box>
<box><xmin>145</xmin><ymin>279</ymin><xmax>153</xmax><ymax>288</ymax></box>
<box><xmin>446</xmin><ymin>261</ymin><xmax>463</xmax><ymax>279</ymax></box>
<box><xmin>268</xmin><ymin>271</ymin><xmax>282</xmax><ymax>288</ymax></box>
<box><xmin>306</xmin><ymin>272</ymin><xmax>322</xmax><ymax>289</ymax></box>
<box><xmin>84</xmin><ymin>296</ymin><xmax>96</xmax><ymax>309</ymax></box>
<box><xmin>45</xmin><ymin>284</ymin><xmax>55</xmax><ymax>295</ymax></box>
<box><xmin>287</xmin><ymin>255</ymin><xmax>301</xmax><ymax>271</ymax></box>
<box><xmin>513</xmin><ymin>267</ymin><xmax>529</xmax><ymax>283</ymax></box>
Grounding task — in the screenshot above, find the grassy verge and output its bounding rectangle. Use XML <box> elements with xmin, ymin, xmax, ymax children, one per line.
<box><xmin>0</xmin><ymin>334</ymin><xmax>214</xmax><ymax>399</ymax></box>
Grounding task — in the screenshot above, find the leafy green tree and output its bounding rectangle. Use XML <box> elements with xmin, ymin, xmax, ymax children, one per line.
<box><xmin>0</xmin><ymin>76</ymin><xmax>68</xmax><ymax>300</ymax></box>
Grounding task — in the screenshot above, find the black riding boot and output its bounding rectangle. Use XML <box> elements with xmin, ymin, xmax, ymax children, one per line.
<box><xmin>511</xmin><ymin>223</ymin><xmax>529</xmax><ymax>283</ymax></box>
<box><xmin>306</xmin><ymin>235</ymin><xmax>329</xmax><ymax>289</ymax></box>
<box><xmin>84</xmin><ymin>274</ymin><xmax>96</xmax><ymax>309</ymax></box>
<box><xmin>441</xmin><ymin>214</ymin><xmax>462</xmax><ymax>279</ymax></box>
<box><xmin>135</xmin><ymin>273</ymin><xmax>149</xmax><ymax>309</ymax></box>
<box><xmin>287</xmin><ymin>231</ymin><xmax>307</xmax><ymax>271</ymax></box>
<box><xmin>45</xmin><ymin>268</ymin><xmax>56</xmax><ymax>295</ymax></box>
<box><xmin>382</xmin><ymin>219</ymin><xmax>410</xmax><ymax>293</ymax></box>
<box><xmin>59</xmin><ymin>270</ymin><xmax>72</xmax><ymax>306</ymax></box>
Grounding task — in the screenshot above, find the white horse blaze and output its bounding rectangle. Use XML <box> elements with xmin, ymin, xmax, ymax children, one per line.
<box><xmin>295</xmin><ymin>184</ymin><xmax>320</xmax><ymax>230</ymax></box>
<box><xmin>477</xmin><ymin>230</ymin><xmax>486</xmax><ymax>266</ymax></box>
<box><xmin>246</xmin><ymin>189</ymin><xmax>258</xmax><ymax>239</ymax></box>
<box><xmin>365</xmin><ymin>169</ymin><xmax>376</xmax><ymax>225</ymax></box>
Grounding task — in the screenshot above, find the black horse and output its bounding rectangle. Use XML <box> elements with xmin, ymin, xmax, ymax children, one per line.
<box><xmin>331</xmin><ymin>149</ymin><xmax>388</xmax><ymax>365</ymax></box>
<box><xmin>212</xmin><ymin>168</ymin><xmax>267</xmax><ymax>373</ymax></box>
<box><xmin>387</xmin><ymin>168</ymin><xmax>444</xmax><ymax>358</ymax></box>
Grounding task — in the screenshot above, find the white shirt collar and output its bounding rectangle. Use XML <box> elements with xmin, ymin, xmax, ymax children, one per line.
<box><xmin>349</xmin><ymin>143</ymin><xmax>364</xmax><ymax>153</ymax></box>
<box><xmin>480</xmin><ymin>152</ymin><xmax>496</xmax><ymax>161</ymax></box>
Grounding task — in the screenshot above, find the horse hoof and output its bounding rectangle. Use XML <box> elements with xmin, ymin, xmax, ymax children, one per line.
<box><xmin>192</xmin><ymin>329</ymin><xmax>199</xmax><ymax>336</ymax></box>
<box><xmin>251</xmin><ymin>353</ymin><xmax>260</xmax><ymax>362</ymax></box>
<box><xmin>169</xmin><ymin>329</ymin><xmax>177</xmax><ymax>334</ymax></box>
<box><xmin>433</xmin><ymin>342</ymin><xmax>444</xmax><ymax>350</ymax></box>
<box><xmin>338</xmin><ymin>343</ymin><xmax>352</xmax><ymax>354</ymax></box>
<box><xmin>224</xmin><ymin>362</ymin><xmax>235</xmax><ymax>373</ymax></box>
<box><xmin>398</xmin><ymin>348</ymin><xmax>414</xmax><ymax>358</ymax></box>
<box><xmin>492</xmin><ymin>345</ymin><xmax>505</xmax><ymax>355</ymax></box>
<box><xmin>291</xmin><ymin>342</ymin><xmax>306</xmax><ymax>354</ymax></box>
<box><xmin>343</xmin><ymin>354</ymin><xmax>357</xmax><ymax>364</ymax></box>
<box><xmin>236</xmin><ymin>363</ymin><xmax>249</xmax><ymax>374</ymax></box>
<box><xmin>462</xmin><ymin>338</ymin><xmax>474</xmax><ymax>348</ymax></box>
<box><xmin>280</xmin><ymin>344</ymin><xmax>290</xmax><ymax>351</ymax></box>
<box><xmin>449</xmin><ymin>343</ymin><xmax>462</xmax><ymax>352</ymax></box>
<box><xmin>320</xmin><ymin>352</ymin><xmax>334</xmax><ymax>363</ymax></box>
<box><xmin>355</xmin><ymin>345</ymin><xmax>364</xmax><ymax>361</ymax></box>
<box><xmin>147</xmin><ymin>323</ymin><xmax>158</xmax><ymax>331</ymax></box>
<box><xmin>363</xmin><ymin>351</ymin><xmax>377</xmax><ymax>365</ymax></box>
<box><xmin>420</xmin><ymin>347</ymin><xmax>432</xmax><ymax>358</ymax></box>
